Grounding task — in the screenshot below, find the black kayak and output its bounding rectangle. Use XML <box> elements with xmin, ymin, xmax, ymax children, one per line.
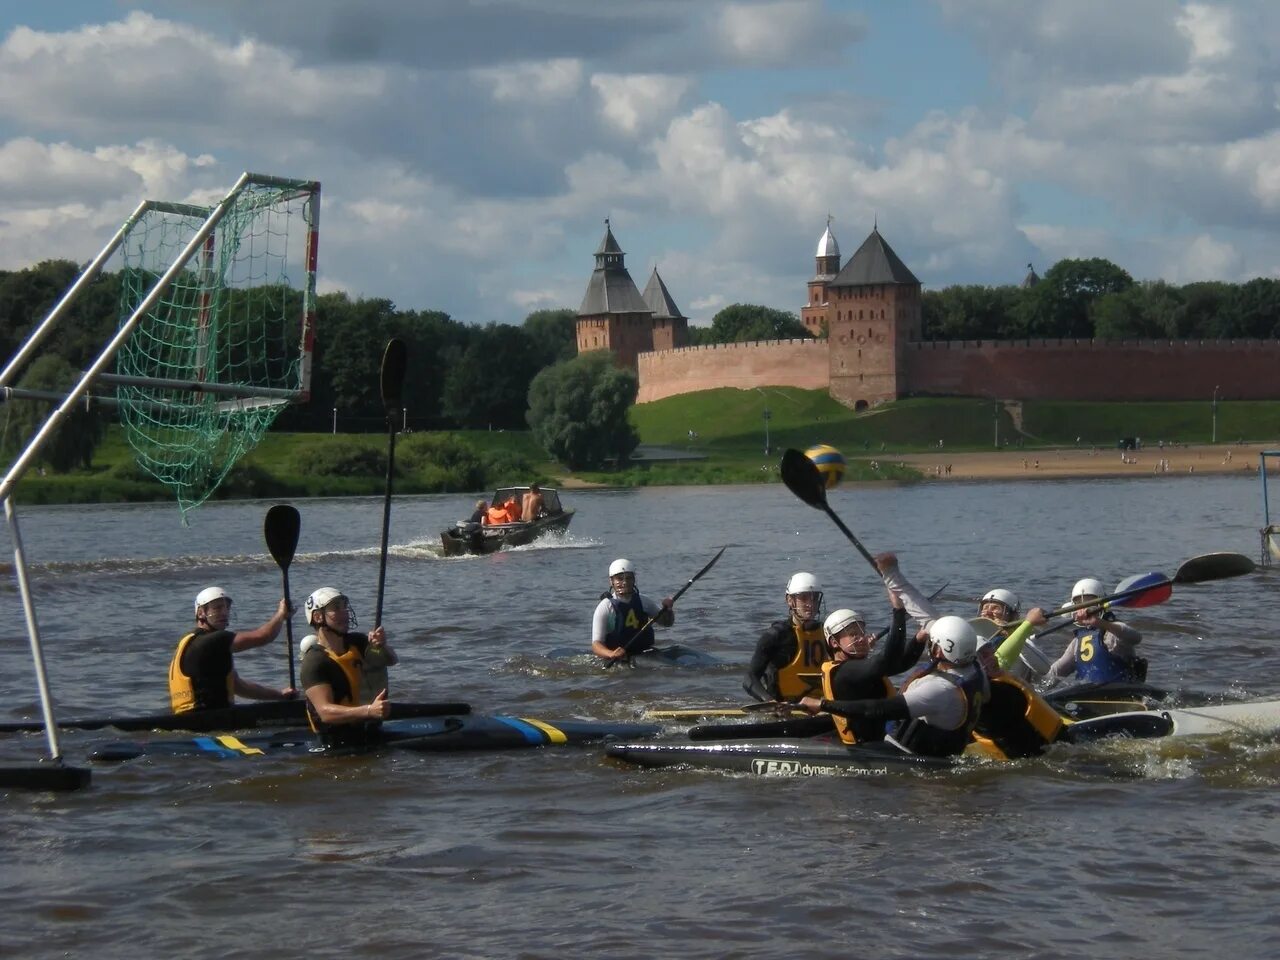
<box><xmin>89</xmin><ymin>714</ymin><xmax>663</xmax><ymax>762</ymax></box>
<box><xmin>607</xmin><ymin>738</ymin><xmax>952</xmax><ymax>775</ymax></box>
<box><xmin>0</xmin><ymin>699</ymin><xmax>471</xmax><ymax>736</ymax></box>
<box><xmin>607</xmin><ymin>699</ymin><xmax>1280</xmax><ymax>776</ymax></box>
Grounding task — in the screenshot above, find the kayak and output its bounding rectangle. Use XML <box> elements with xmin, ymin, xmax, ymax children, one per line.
<box><xmin>607</xmin><ymin>738</ymin><xmax>951</xmax><ymax>775</ymax></box>
<box><xmin>89</xmin><ymin>714</ymin><xmax>663</xmax><ymax>762</ymax></box>
<box><xmin>0</xmin><ymin>699</ymin><xmax>471</xmax><ymax>735</ymax></box>
<box><xmin>606</xmin><ymin>698</ymin><xmax>1280</xmax><ymax>776</ymax></box>
<box><xmin>544</xmin><ymin>645</ymin><xmax>721</xmax><ymax>668</ymax></box>
<box><xmin>0</xmin><ymin>761</ymin><xmax>92</xmax><ymax>791</ymax></box>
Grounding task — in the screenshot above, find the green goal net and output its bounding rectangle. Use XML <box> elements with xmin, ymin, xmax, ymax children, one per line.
<box><xmin>111</xmin><ymin>176</ymin><xmax>319</xmax><ymax>516</ymax></box>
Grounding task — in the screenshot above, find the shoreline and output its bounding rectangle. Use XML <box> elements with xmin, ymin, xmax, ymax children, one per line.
<box><xmin>880</xmin><ymin>442</ymin><xmax>1270</xmax><ymax>483</ymax></box>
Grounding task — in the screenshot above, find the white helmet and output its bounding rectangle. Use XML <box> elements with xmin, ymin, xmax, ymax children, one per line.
<box><xmin>194</xmin><ymin>586</ymin><xmax>230</xmax><ymax>615</ymax></box>
<box><xmin>823</xmin><ymin>608</ymin><xmax>865</xmax><ymax>641</ymax></box>
<box><xmin>1070</xmin><ymin>578</ymin><xmax>1107</xmax><ymax>602</ymax></box>
<box><xmin>306</xmin><ymin>587</ymin><xmax>345</xmax><ymax>618</ymax></box>
<box><xmin>980</xmin><ymin>588</ymin><xmax>1020</xmax><ymax>617</ymax></box>
<box><xmin>786</xmin><ymin>572</ymin><xmax>822</xmax><ymax>595</ymax></box>
<box><xmin>929</xmin><ymin>615</ymin><xmax>980</xmax><ymax>666</ymax></box>
<box><xmin>609</xmin><ymin>558</ymin><xmax>636</xmax><ymax>577</ymax></box>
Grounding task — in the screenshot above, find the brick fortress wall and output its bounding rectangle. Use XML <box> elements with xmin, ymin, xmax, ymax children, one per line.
<box><xmin>905</xmin><ymin>338</ymin><xmax>1280</xmax><ymax>400</ymax></box>
<box><xmin>636</xmin><ymin>339</ymin><xmax>829</xmax><ymax>403</ymax></box>
<box><xmin>634</xmin><ymin>336</ymin><xmax>1280</xmax><ymax>404</ymax></box>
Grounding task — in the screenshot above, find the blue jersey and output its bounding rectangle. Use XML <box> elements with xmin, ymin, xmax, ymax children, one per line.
<box><xmin>1073</xmin><ymin>621</ymin><xmax>1138</xmax><ymax>684</ymax></box>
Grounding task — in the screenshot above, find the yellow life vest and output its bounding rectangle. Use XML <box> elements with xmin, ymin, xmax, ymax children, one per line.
<box><xmin>168</xmin><ymin>631</ymin><xmax>234</xmax><ymax>714</ymax></box>
<box><xmin>306</xmin><ymin>642</ymin><xmax>365</xmax><ymax>733</ymax></box>
<box><xmin>775</xmin><ymin>622</ymin><xmax>828</xmax><ymax>700</ymax></box>
<box><xmin>968</xmin><ymin>673</ymin><xmax>1064</xmax><ymax>760</ymax></box>
<box><xmin>820</xmin><ymin>660</ymin><xmax>895</xmax><ymax>744</ymax></box>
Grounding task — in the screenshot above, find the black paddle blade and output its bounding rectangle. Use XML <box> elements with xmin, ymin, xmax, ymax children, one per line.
<box><xmin>380</xmin><ymin>338</ymin><xmax>408</xmax><ymax>413</ymax></box>
<box><xmin>780</xmin><ymin>448</ymin><xmax>827</xmax><ymax>508</ymax></box>
<box><xmin>1173</xmin><ymin>552</ymin><xmax>1256</xmax><ymax>584</ymax></box>
<box><xmin>264</xmin><ymin>504</ymin><xmax>301</xmax><ymax>570</ymax></box>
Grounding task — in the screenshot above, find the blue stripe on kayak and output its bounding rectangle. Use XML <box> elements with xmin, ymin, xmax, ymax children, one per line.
<box><xmin>193</xmin><ymin>736</ymin><xmax>239</xmax><ymax>757</ymax></box>
<box><xmin>492</xmin><ymin>716</ymin><xmax>549</xmax><ymax>744</ymax></box>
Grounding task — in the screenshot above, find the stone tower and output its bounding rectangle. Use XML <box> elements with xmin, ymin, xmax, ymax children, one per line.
<box><xmin>575</xmin><ymin>220</ymin><xmax>655</xmax><ymax>370</ymax></box>
<box><xmin>824</xmin><ymin>226</ymin><xmax>922</xmax><ymax>410</ymax></box>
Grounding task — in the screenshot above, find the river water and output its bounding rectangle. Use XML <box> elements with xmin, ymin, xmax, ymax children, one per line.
<box><xmin>2</xmin><ymin>476</ymin><xmax>1279</xmax><ymax>959</ymax></box>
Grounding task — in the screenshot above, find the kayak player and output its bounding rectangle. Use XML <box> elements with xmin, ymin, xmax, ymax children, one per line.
<box><xmin>969</xmin><ymin>606</ymin><xmax>1065</xmax><ymax>759</ymax></box>
<box><xmin>591</xmin><ymin>559</ymin><xmax>675</xmax><ymax>661</ymax></box>
<box><xmin>1045</xmin><ymin>577</ymin><xmax>1145</xmax><ymax>684</ymax></box>
<box><xmin>742</xmin><ymin>572</ymin><xmax>829</xmax><ymax>701</ymax></box>
<box><xmin>168</xmin><ymin>586</ymin><xmax>297</xmax><ymax>713</ymax></box>
<box><xmin>300</xmin><ymin>587</ymin><xmax>396</xmax><ymax>747</ymax></box>
<box><xmin>974</xmin><ymin>586</ymin><xmax>1054</xmax><ymax>682</ymax></box>
<box><xmin>809</xmin><ymin>616</ymin><xmax>990</xmax><ymax>758</ymax></box>
<box><xmin>794</xmin><ymin>554</ymin><xmax>933</xmax><ymax>741</ymax></box>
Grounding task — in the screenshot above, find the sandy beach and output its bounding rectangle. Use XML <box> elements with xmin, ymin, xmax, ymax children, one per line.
<box><xmin>886</xmin><ymin>442</ymin><xmax>1274</xmax><ymax>482</ymax></box>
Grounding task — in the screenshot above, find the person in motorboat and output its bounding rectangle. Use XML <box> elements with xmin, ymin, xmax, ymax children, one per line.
<box><xmin>168</xmin><ymin>586</ymin><xmax>297</xmax><ymax>714</ymax></box>
<box><xmin>468</xmin><ymin>499</ymin><xmax>488</xmax><ymax>524</ymax></box>
<box><xmin>300</xmin><ymin>587</ymin><xmax>398</xmax><ymax>747</ymax></box>
<box><xmin>968</xmin><ymin>608</ymin><xmax>1066</xmax><ymax>759</ymax></box>
<box><xmin>521</xmin><ymin>483</ymin><xmax>545</xmax><ymax>522</ymax></box>
<box><xmin>1044</xmin><ymin>578</ymin><xmax>1145</xmax><ymax>685</ymax></box>
<box><xmin>742</xmin><ymin>572</ymin><xmax>829</xmax><ymax>701</ymax></box>
<box><xmin>591</xmin><ymin>559</ymin><xmax>675</xmax><ymax>661</ymax></box>
<box><xmin>810</xmin><ymin>615</ymin><xmax>990</xmax><ymax>758</ymax></box>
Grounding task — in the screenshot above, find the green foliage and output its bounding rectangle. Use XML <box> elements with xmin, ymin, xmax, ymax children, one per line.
<box><xmin>707</xmin><ymin>303</ymin><xmax>812</xmax><ymax>342</ymax></box>
<box><xmin>527</xmin><ymin>351</ymin><xmax>640</xmax><ymax>469</ymax></box>
<box><xmin>522</xmin><ymin>309</ymin><xmax>579</xmax><ymax>366</ymax></box>
<box><xmin>441</xmin><ymin>324</ymin><xmax>543</xmax><ymax>428</ymax></box>
<box><xmin>289</xmin><ymin>436</ymin><xmax>387</xmax><ymax>477</ymax></box>
<box><xmin>0</xmin><ymin>354</ymin><xmax>107</xmax><ymax>471</ymax></box>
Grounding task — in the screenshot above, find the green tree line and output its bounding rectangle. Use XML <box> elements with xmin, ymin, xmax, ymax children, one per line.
<box><xmin>923</xmin><ymin>258</ymin><xmax>1280</xmax><ymax>341</ymax></box>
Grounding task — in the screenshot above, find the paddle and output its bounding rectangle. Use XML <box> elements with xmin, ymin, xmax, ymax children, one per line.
<box><xmin>264</xmin><ymin>504</ymin><xmax>301</xmax><ymax>691</ymax></box>
<box><xmin>689</xmin><ymin>714</ymin><xmax>835</xmax><ymax>741</ymax></box>
<box><xmin>1173</xmin><ymin>551</ymin><xmax>1255</xmax><ymax>584</ymax></box>
<box><xmin>780</xmin><ymin>447</ymin><xmax>877</xmax><ymax>574</ymax></box>
<box><xmin>605</xmin><ymin>546</ymin><xmax>727</xmax><ymax>669</ymax></box>
<box><xmin>375</xmin><ymin>337</ymin><xmax>407</xmax><ymax>630</ymax></box>
<box><xmin>0</xmin><ymin>700</ymin><xmax>472</xmax><ymax>735</ymax></box>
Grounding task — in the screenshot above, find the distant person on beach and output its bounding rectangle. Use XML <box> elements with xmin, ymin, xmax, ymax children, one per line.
<box><xmin>169</xmin><ymin>587</ymin><xmax>296</xmax><ymax>713</ymax></box>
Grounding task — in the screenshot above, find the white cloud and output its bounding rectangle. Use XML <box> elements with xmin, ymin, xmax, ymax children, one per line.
<box><xmin>1178</xmin><ymin>3</ymin><xmax>1235</xmax><ymax>62</ymax></box>
<box><xmin>473</xmin><ymin>58</ymin><xmax>583</xmax><ymax>103</ymax></box>
<box><xmin>591</xmin><ymin>73</ymin><xmax>691</xmax><ymax>135</ymax></box>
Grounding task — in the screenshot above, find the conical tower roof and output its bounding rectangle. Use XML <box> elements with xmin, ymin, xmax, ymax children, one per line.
<box><xmin>578</xmin><ymin>220</ymin><xmax>651</xmax><ymax>315</ymax></box>
<box><xmin>831</xmin><ymin>228</ymin><xmax>919</xmax><ymax>287</ymax></box>
<box><xmin>641</xmin><ymin>267</ymin><xmax>685</xmax><ymax>320</ymax></box>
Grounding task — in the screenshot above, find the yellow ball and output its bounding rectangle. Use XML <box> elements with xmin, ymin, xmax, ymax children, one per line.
<box><xmin>804</xmin><ymin>444</ymin><xmax>846</xmax><ymax>488</ymax></box>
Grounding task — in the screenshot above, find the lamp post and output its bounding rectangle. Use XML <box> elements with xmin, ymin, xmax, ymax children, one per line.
<box><xmin>1212</xmin><ymin>385</ymin><xmax>1220</xmax><ymax>444</ymax></box>
<box><xmin>756</xmin><ymin>388</ymin><xmax>771</xmax><ymax>455</ymax></box>
<box><xmin>994</xmin><ymin>401</ymin><xmax>1000</xmax><ymax>449</ymax></box>
<box><xmin>332</xmin><ymin>406</ymin><xmax>337</xmax><ymax>435</ymax></box>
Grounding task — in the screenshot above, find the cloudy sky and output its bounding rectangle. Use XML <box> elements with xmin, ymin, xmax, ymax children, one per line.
<box><xmin>1</xmin><ymin>1</ymin><xmax>1278</xmax><ymax>328</ymax></box>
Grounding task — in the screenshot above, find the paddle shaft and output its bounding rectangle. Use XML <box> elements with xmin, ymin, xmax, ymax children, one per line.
<box><xmin>821</xmin><ymin>503</ymin><xmax>878</xmax><ymax>572</ymax></box>
<box><xmin>375</xmin><ymin>338</ymin><xmax>407</xmax><ymax>628</ymax></box>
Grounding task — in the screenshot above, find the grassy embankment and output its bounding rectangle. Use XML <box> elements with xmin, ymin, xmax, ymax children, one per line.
<box><xmin>10</xmin><ymin>391</ymin><xmax>1280</xmax><ymax>503</ymax></box>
